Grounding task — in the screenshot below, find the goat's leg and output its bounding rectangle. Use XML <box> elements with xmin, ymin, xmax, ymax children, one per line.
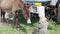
<box><xmin>15</xmin><ymin>11</ymin><xmax>19</xmax><ymax>28</ymax></box>
<box><xmin>1</xmin><ymin>11</ymin><xmax>2</xmax><ymax>22</ymax></box>
<box><xmin>13</xmin><ymin>11</ymin><xmax>19</xmax><ymax>29</ymax></box>
<box><xmin>3</xmin><ymin>12</ymin><xmax>5</xmax><ymax>22</ymax></box>
<box><xmin>13</xmin><ymin>12</ymin><xmax>16</xmax><ymax>28</ymax></box>
<box><xmin>26</xmin><ymin>14</ymin><xmax>31</xmax><ymax>24</ymax></box>
<box><xmin>24</xmin><ymin>10</ymin><xmax>31</xmax><ymax>24</ymax></box>
<box><xmin>14</xmin><ymin>18</ymin><xmax>19</xmax><ymax>28</ymax></box>
<box><xmin>1</xmin><ymin>9</ymin><xmax>5</xmax><ymax>22</ymax></box>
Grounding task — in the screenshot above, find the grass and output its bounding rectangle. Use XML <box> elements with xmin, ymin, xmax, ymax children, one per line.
<box><xmin>0</xmin><ymin>16</ymin><xmax>60</xmax><ymax>34</ymax></box>
<box><xmin>48</xmin><ymin>19</ymin><xmax>60</xmax><ymax>34</ymax></box>
<box><xmin>0</xmin><ymin>23</ymin><xmax>19</xmax><ymax>34</ymax></box>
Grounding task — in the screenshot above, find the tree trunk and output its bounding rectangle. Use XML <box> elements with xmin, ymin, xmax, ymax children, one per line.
<box><xmin>37</xmin><ymin>6</ymin><xmax>49</xmax><ymax>34</ymax></box>
<box><xmin>38</xmin><ymin>17</ymin><xmax>48</xmax><ymax>34</ymax></box>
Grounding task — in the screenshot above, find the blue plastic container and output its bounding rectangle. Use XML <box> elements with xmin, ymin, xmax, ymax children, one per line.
<box><xmin>25</xmin><ymin>0</ymin><xmax>51</xmax><ymax>2</ymax></box>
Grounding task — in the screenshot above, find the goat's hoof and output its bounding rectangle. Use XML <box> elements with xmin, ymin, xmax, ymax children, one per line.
<box><xmin>27</xmin><ymin>20</ymin><xmax>31</xmax><ymax>24</ymax></box>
